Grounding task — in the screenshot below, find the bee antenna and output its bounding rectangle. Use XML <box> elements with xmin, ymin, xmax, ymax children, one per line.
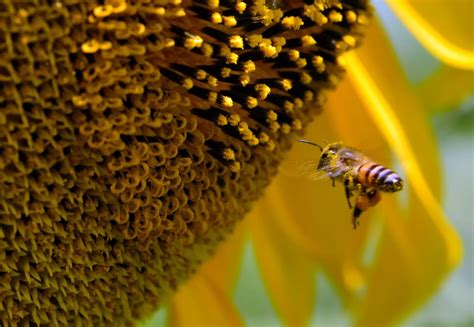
<box><xmin>298</xmin><ymin>139</ymin><xmax>323</xmax><ymax>151</ymax></box>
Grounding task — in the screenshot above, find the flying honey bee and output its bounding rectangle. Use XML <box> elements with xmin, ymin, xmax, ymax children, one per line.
<box><xmin>298</xmin><ymin>140</ymin><xmax>404</xmax><ymax>229</ymax></box>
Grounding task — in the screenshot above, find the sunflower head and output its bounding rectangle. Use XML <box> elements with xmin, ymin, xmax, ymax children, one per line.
<box><xmin>0</xmin><ymin>0</ymin><xmax>370</xmax><ymax>325</ymax></box>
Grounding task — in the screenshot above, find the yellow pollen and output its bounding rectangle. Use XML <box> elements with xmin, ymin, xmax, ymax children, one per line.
<box><xmin>358</xmin><ymin>14</ymin><xmax>369</xmax><ymax>25</ymax></box>
<box><xmin>329</xmin><ymin>74</ymin><xmax>339</xmax><ymax>86</ymax></box>
<box><xmin>240</xmin><ymin>74</ymin><xmax>250</xmax><ymax>86</ymax></box>
<box><xmin>281</xmin><ymin>123</ymin><xmax>291</xmax><ymax>134</ymax></box>
<box><xmin>243</xmin><ymin>60</ymin><xmax>256</xmax><ymax>73</ymax></box>
<box><xmin>226</xmin><ymin>52</ymin><xmax>239</xmax><ymax>64</ymax></box>
<box><xmin>267</xmin><ymin>110</ymin><xmax>278</xmax><ymax>121</ymax></box>
<box><xmin>219</xmin><ymin>45</ymin><xmax>230</xmax><ymax>56</ymax></box>
<box><xmin>182</xmin><ymin>78</ymin><xmax>193</xmax><ymax>89</ymax></box>
<box><xmin>228</xmin><ymin>114</ymin><xmax>240</xmax><ymax>126</ymax></box>
<box><xmin>343</xmin><ymin>35</ymin><xmax>357</xmax><ymax>47</ymax></box>
<box><xmin>221</xmin><ymin>67</ymin><xmax>232</xmax><ymax>78</ymax></box>
<box><xmin>281</xmin><ymin>16</ymin><xmax>304</xmax><ymax>30</ymax></box>
<box><xmin>154</xmin><ymin>7</ymin><xmax>166</xmax><ymax>15</ymax></box>
<box><xmin>229</xmin><ymin>35</ymin><xmax>244</xmax><ymax>49</ymax></box>
<box><xmin>337</xmin><ymin>56</ymin><xmax>347</xmax><ymax>67</ymax></box>
<box><xmin>279</xmin><ymin>79</ymin><xmax>292</xmax><ymax>91</ymax></box>
<box><xmin>222</xmin><ymin>148</ymin><xmax>235</xmax><ymax>160</ymax></box>
<box><xmin>296</xmin><ymin>58</ymin><xmax>307</xmax><ymax>68</ymax></box>
<box><xmin>208</xmin><ymin>0</ymin><xmax>219</xmax><ymax>9</ymax></box>
<box><xmin>345</xmin><ymin>10</ymin><xmax>357</xmax><ymax>23</ymax></box>
<box><xmin>184</xmin><ymin>34</ymin><xmax>203</xmax><ymax>50</ymax></box>
<box><xmin>259</xmin><ymin>43</ymin><xmax>277</xmax><ymax>58</ymax></box>
<box><xmin>272</xmin><ymin>36</ymin><xmax>286</xmax><ymax>47</ymax></box>
<box><xmin>301</xmin><ymin>35</ymin><xmax>316</xmax><ymax>47</ymax></box>
<box><xmin>300</xmin><ymin>72</ymin><xmax>312</xmax><ymax>84</ymax></box>
<box><xmin>312</xmin><ymin>55</ymin><xmax>325</xmax><ymax>73</ymax></box>
<box><xmin>246</xmin><ymin>97</ymin><xmax>258</xmax><ymax>108</ymax></box>
<box><xmin>207</xmin><ymin>76</ymin><xmax>218</xmax><ymax>87</ymax></box>
<box><xmin>248</xmin><ymin>34</ymin><xmax>263</xmax><ymax>48</ymax></box>
<box><xmin>217</xmin><ymin>114</ymin><xmax>228</xmax><ymax>126</ymax></box>
<box><xmin>174</xmin><ymin>8</ymin><xmax>186</xmax><ymax>17</ymax></box>
<box><xmin>304</xmin><ymin>90</ymin><xmax>314</xmax><ymax>102</ymax></box>
<box><xmin>211</xmin><ymin>12</ymin><xmax>222</xmax><ymax>24</ymax></box>
<box><xmin>221</xmin><ymin>95</ymin><xmax>234</xmax><ymax>107</ymax></box>
<box><xmin>335</xmin><ymin>40</ymin><xmax>348</xmax><ymax>51</ymax></box>
<box><xmin>288</xmin><ymin>49</ymin><xmax>300</xmax><ymax>61</ymax></box>
<box><xmin>304</xmin><ymin>5</ymin><xmax>328</xmax><ymax>26</ymax></box>
<box><xmin>223</xmin><ymin>16</ymin><xmax>237</xmax><ymax>27</ymax></box>
<box><xmin>196</xmin><ymin>70</ymin><xmax>207</xmax><ymax>80</ymax></box>
<box><xmin>292</xmin><ymin>119</ymin><xmax>303</xmax><ymax>130</ymax></box>
<box><xmin>258</xmin><ymin>132</ymin><xmax>270</xmax><ymax>143</ymax></box>
<box><xmin>238</xmin><ymin>121</ymin><xmax>249</xmax><ymax>130</ymax></box>
<box><xmin>202</xmin><ymin>43</ymin><xmax>213</xmax><ymax>57</ymax></box>
<box><xmin>266</xmin><ymin>140</ymin><xmax>276</xmax><ymax>151</ymax></box>
<box><xmin>329</xmin><ymin>10</ymin><xmax>343</xmax><ymax>22</ymax></box>
<box><xmin>270</xmin><ymin>121</ymin><xmax>280</xmax><ymax>131</ymax></box>
<box><xmin>255</xmin><ymin>84</ymin><xmax>271</xmax><ymax>99</ymax></box>
<box><xmin>283</xmin><ymin>101</ymin><xmax>294</xmax><ymax>112</ymax></box>
<box><xmin>229</xmin><ymin>161</ymin><xmax>241</xmax><ymax>172</ymax></box>
<box><xmin>208</xmin><ymin>92</ymin><xmax>218</xmax><ymax>103</ymax></box>
<box><xmin>294</xmin><ymin>98</ymin><xmax>303</xmax><ymax>109</ymax></box>
<box><xmin>248</xmin><ymin>136</ymin><xmax>259</xmax><ymax>146</ymax></box>
<box><xmin>235</xmin><ymin>1</ymin><xmax>247</xmax><ymax>14</ymax></box>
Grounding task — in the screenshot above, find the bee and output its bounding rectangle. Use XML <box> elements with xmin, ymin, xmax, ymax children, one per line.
<box><xmin>298</xmin><ymin>140</ymin><xmax>404</xmax><ymax>229</ymax></box>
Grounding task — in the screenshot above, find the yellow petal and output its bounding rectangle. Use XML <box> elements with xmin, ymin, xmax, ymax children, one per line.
<box><xmin>248</xmin><ymin>201</ymin><xmax>316</xmax><ymax>326</ymax></box>
<box><xmin>343</xmin><ymin>25</ymin><xmax>463</xmax><ymax>325</ymax></box>
<box><xmin>351</xmin><ymin>18</ymin><xmax>443</xmax><ymax>196</ymax></box>
<box><xmin>268</xmin><ymin>77</ymin><xmax>387</xmax><ymax>302</ymax></box>
<box><xmin>355</xmin><ymin>196</ymin><xmax>460</xmax><ymax>326</ymax></box>
<box><xmin>200</xmin><ymin>220</ymin><xmax>248</xmax><ymax>294</ymax></box>
<box><xmin>167</xmin><ymin>222</ymin><xmax>247</xmax><ymax>326</ymax></box>
<box><xmin>386</xmin><ymin>0</ymin><xmax>474</xmax><ymax>70</ymax></box>
<box><xmin>345</xmin><ymin>52</ymin><xmax>461</xmax><ymax>265</ymax></box>
<box><xmin>168</xmin><ymin>272</ymin><xmax>244</xmax><ymax>327</ymax></box>
<box><xmin>416</xmin><ymin>65</ymin><xmax>474</xmax><ymax>111</ymax></box>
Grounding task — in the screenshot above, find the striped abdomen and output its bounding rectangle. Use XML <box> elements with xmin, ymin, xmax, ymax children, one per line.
<box><xmin>357</xmin><ymin>163</ymin><xmax>404</xmax><ymax>193</ymax></box>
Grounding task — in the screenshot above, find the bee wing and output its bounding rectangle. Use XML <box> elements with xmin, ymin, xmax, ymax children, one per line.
<box><xmin>339</xmin><ymin>147</ymin><xmax>369</xmax><ymax>164</ymax></box>
<box><xmin>280</xmin><ymin>159</ymin><xmax>329</xmax><ymax>181</ymax></box>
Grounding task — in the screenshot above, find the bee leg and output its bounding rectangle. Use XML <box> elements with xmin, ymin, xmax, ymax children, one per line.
<box><xmin>344</xmin><ymin>187</ymin><xmax>353</xmax><ymax>209</ymax></box>
<box><xmin>368</xmin><ymin>190</ymin><xmax>382</xmax><ymax>207</ymax></box>
<box><xmin>353</xmin><ymin>193</ymin><xmax>369</xmax><ymax>229</ymax></box>
<box><xmin>352</xmin><ymin>208</ymin><xmax>362</xmax><ymax>229</ymax></box>
<box><xmin>331</xmin><ymin>178</ymin><xmax>336</xmax><ymax>187</ymax></box>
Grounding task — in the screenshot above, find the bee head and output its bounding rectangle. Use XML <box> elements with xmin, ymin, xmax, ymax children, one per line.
<box><xmin>317</xmin><ymin>142</ymin><xmax>343</xmax><ymax>171</ymax></box>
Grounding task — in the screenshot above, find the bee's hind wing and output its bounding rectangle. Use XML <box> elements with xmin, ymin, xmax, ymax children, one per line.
<box><xmin>281</xmin><ymin>160</ymin><xmax>329</xmax><ymax>181</ymax></box>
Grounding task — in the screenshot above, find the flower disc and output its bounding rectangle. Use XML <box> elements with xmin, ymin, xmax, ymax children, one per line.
<box><xmin>0</xmin><ymin>0</ymin><xmax>369</xmax><ymax>325</ymax></box>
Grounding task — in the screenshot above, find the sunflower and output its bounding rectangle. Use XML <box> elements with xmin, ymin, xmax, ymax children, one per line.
<box><xmin>0</xmin><ymin>0</ymin><xmax>375</xmax><ymax>325</ymax></box>
<box><xmin>157</xmin><ymin>1</ymin><xmax>471</xmax><ymax>327</ymax></box>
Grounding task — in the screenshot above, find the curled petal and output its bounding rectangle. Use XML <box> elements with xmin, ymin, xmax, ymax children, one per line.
<box><xmin>200</xmin><ymin>221</ymin><xmax>248</xmax><ymax>294</ymax></box>
<box><xmin>168</xmin><ymin>274</ymin><xmax>244</xmax><ymax>327</ymax></box>
<box><xmin>345</xmin><ymin>49</ymin><xmax>462</xmax><ymax>325</ymax></box>
<box><xmin>416</xmin><ymin>66</ymin><xmax>474</xmax><ymax>111</ymax></box>
<box><xmin>387</xmin><ymin>0</ymin><xmax>474</xmax><ymax>70</ymax></box>
<box><xmin>248</xmin><ymin>203</ymin><xmax>316</xmax><ymax>326</ymax></box>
